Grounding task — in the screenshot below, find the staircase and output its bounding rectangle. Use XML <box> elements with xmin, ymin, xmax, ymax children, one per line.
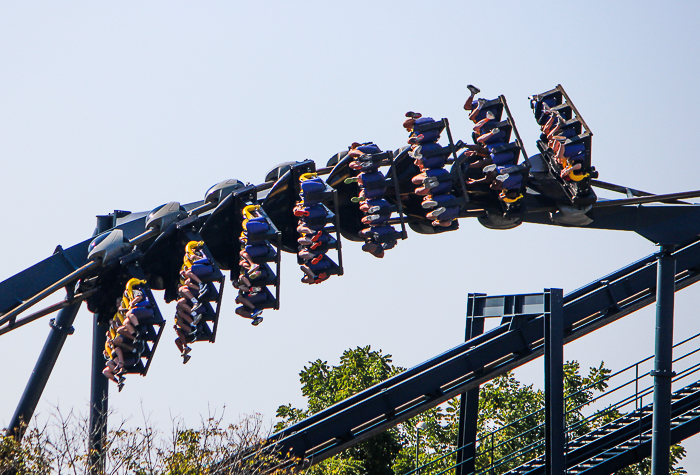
<box><xmin>506</xmin><ymin>381</ymin><xmax>700</xmax><ymax>474</ymax></box>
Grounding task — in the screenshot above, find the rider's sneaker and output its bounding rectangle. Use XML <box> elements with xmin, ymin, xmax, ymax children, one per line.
<box><xmin>426</xmin><ymin>207</ymin><xmax>446</xmax><ymax>219</ymax></box>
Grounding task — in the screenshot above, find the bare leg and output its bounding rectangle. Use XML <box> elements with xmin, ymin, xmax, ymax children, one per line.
<box><xmin>114</xmin><ymin>336</ymin><xmax>136</xmax><ymax>353</ymax></box>
<box><xmin>114</xmin><ymin>346</ymin><xmax>126</xmax><ymax>364</ymax></box>
<box><xmin>102</xmin><ymin>366</ymin><xmax>118</xmax><ymax>383</ymax></box>
<box><xmin>238</xmin><ymin>274</ymin><xmax>252</xmax><ymax>288</ymax></box>
<box><xmin>174</xmin><ymin>336</ymin><xmax>184</xmax><ymax>353</ymax></box>
<box><xmin>561</xmin><ymin>162</ymin><xmax>583</xmax><ymax>178</ymax></box>
<box><xmin>466</xmin><ymin>170</ymin><xmax>498</xmax><ymax>187</ymax></box>
<box><xmin>116</xmin><ymin>324</ymin><xmax>136</xmax><ymax>339</ymax></box>
<box><xmin>176</xmin><ymin>317</ymin><xmax>193</xmax><ymax>334</ymax></box>
<box><xmin>473</xmin><ymin>116</ymin><xmax>492</xmax><ymax>134</ymax></box>
<box><xmin>552</xmin><ymin>142</ymin><xmax>567</xmax><ymax>167</ymax></box>
<box><xmin>174</xmin><ymin>330</ymin><xmax>191</xmax><ymax>354</ymax></box>
<box><xmin>468</xmin><ymin>157</ymin><xmax>494</xmax><ymax>169</ymax></box>
<box><xmin>102</xmin><ymin>360</ymin><xmax>119</xmax><ymax>383</ymax></box>
<box><xmin>176</xmin><ymin>309</ymin><xmax>194</xmax><ymax>326</ymax></box>
<box><xmin>412</xmin><ymin>173</ymin><xmax>427</xmax><ymax>185</ymax></box>
<box><xmin>174</xmin><ymin>328</ymin><xmax>192</xmax><ymax>361</ymax></box>
<box><xmin>178</xmin><ymin>285</ymin><xmax>197</xmax><ymax>302</ymax></box>
<box><xmin>239</xmin><ymin>250</ymin><xmax>254</xmax><ymax>263</ymax></box>
<box><xmin>476</xmin><ymin>128</ymin><xmax>499</xmax><ymax>144</ymax></box>
<box><xmin>183</xmin><ymin>269</ymin><xmax>203</xmax><ymax>285</ymax></box>
<box><xmin>235</xmin><ymin>294</ymin><xmax>256</xmax><ymax>311</ymax></box>
<box><xmin>236</xmin><ymin>306</ymin><xmax>254</xmax><ymax>320</ymax></box>
<box><xmin>433</xmin><ymin>219</ymin><xmax>454</xmax><ymax>228</ymax></box>
<box><xmin>463</xmin><ymin>92</ymin><xmax>477</xmax><ymax>111</ymax></box>
<box><xmin>125</xmin><ymin>311</ymin><xmax>139</xmax><ymax>327</ymax></box>
<box><xmin>176</xmin><ymin>298</ymin><xmax>193</xmax><ymax>314</ymax></box>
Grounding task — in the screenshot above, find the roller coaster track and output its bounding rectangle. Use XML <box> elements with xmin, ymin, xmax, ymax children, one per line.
<box><xmin>3</xmin><ymin>88</ymin><xmax>700</xmax><ymax>472</ymax></box>
<box><xmin>3</xmin><ymin>190</ymin><xmax>700</xmax><ymax>473</ymax></box>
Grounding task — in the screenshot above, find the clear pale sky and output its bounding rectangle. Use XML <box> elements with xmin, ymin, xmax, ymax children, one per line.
<box><xmin>2</xmin><ymin>1</ymin><xmax>700</xmax><ymax>471</ymax></box>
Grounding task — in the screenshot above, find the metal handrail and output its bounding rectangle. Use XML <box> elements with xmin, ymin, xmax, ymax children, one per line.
<box><xmin>407</xmin><ymin>330</ymin><xmax>700</xmax><ymax>475</ymax></box>
<box><xmin>465</xmin><ymin>331</ymin><xmax>700</xmax><ymax>448</ymax></box>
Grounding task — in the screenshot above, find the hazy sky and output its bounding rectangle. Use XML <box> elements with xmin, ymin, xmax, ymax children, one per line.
<box><xmin>2</xmin><ymin>1</ymin><xmax>700</xmax><ymax>470</ymax></box>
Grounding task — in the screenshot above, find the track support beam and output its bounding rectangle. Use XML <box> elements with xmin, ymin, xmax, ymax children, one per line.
<box><xmin>544</xmin><ymin>288</ymin><xmax>564</xmax><ymax>475</ymax></box>
<box><xmin>88</xmin><ymin>214</ymin><xmax>113</xmax><ymax>474</ymax></box>
<box><xmin>6</xmin><ymin>292</ymin><xmax>81</xmax><ymax>439</ymax></box>
<box><xmin>651</xmin><ymin>245</ymin><xmax>676</xmax><ymax>475</ymax></box>
<box><xmin>455</xmin><ymin>294</ymin><xmax>485</xmax><ymax>475</ymax></box>
<box><xmin>88</xmin><ymin>311</ymin><xmax>109</xmax><ymax>474</ymax></box>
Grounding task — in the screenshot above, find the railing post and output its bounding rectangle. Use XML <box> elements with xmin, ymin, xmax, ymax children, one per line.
<box><xmin>635</xmin><ymin>364</ymin><xmax>639</xmax><ymax>412</ymax></box>
<box><xmin>456</xmin><ymin>293</ymin><xmax>485</xmax><ymax>475</ymax></box>
<box><xmin>651</xmin><ymin>245</ymin><xmax>676</xmax><ymax>475</ymax></box>
<box><xmin>640</xmin><ymin>394</ymin><xmax>644</xmax><ymax>445</ymax></box>
<box><xmin>544</xmin><ymin>288</ymin><xmax>565</xmax><ymax>475</ymax></box>
<box><xmin>637</xmin><ymin>363</ymin><xmax>642</xmax><ymax>445</ymax></box>
<box><xmin>416</xmin><ymin>428</ymin><xmax>419</xmax><ymax>474</ymax></box>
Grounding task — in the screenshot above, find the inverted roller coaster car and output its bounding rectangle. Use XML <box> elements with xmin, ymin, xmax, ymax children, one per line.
<box><xmin>527</xmin><ymin>85</ymin><xmax>597</xmax><ymax>206</ymax></box>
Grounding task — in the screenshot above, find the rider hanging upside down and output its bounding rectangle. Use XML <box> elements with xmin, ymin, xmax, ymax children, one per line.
<box><xmin>295</xmin><ymin>172</ymin><xmax>339</xmax><ymax>280</ymax></box>
<box><xmin>463</xmin><ymin>85</ymin><xmax>498</xmax><ymax>124</ymax></box>
<box><xmin>235</xmin><ymin>205</ymin><xmax>275</xmax><ymax>325</ymax></box>
<box><xmin>403</xmin><ymin>112</ymin><xmax>459</xmax><ymax>228</ymax></box>
<box><xmin>102</xmin><ymin>277</ymin><xmax>152</xmax><ymax>384</ymax></box>
<box><xmin>173</xmin><ymin>321</ymin><xmax>193</xmax><ymax>364</ymax></box>
<box><xmin>102</xmin><ymin>339</ymin><xmax>126</xmax><ymax>391</ymax></box>
<box><xmin>300</xmin><ymin>254</ymin><xmax>332</xmax><ymax>284</ymax></box>
<box><xmin>233</xmin><ymin>283</ymin><xmax>267</xmax><ymax>325</ymax></box>
<box><xmin>459</xmin><ymin>144</ymin><xmax>517</xmax><ymax>172</ymax></box>
<box><xmin>411</xmin><ymin>168</ymin><xmax>452</xmax><ymax>196</ymax></box>
<box><xmin>181</xmin><ymin>241</ymin><xmax>214</xmax><ymax>298</ymax></box>
<box><xmin>550</xmin><ymin>137</ymin><xmax>588</xmax><ymax>180</ymax></box>
<box><xmin>345</xmin><ymin>142</ymin><xmax>399</xmax><ymax>258</ymax></box>
<box><xmin>171</xmin><ymin>241</ymin><xmax>213</xmax><ymax>363</ymax></box>
<box><xmin>531</xmin><ymin>98</ymin><xmax>593</xmax><ymax>183</ymax></box>
<box><xmin>103</xmin><ymin>321</ymin><xmax>138</xmax><ymax>390</ymax></box>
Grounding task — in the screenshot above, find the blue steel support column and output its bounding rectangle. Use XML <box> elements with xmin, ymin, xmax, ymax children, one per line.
<box><xmin>88</xmin><ymin>214</ymin><xmax>113</xmax><ymax>474</ymax></box>
<box><xmin>6</xmin><ymin>290</ymin><xmax>81</xmax><ymax>439</ymax></box>
<box><xmin>544</xmin><ymin>288</ymin><xmax>564</xmax><ymax>475</ymax></box>
<box><xmin>651</xmin><ymin>245</ymin><xmax>676</xmax><ymax>475</ymax></box>
<box><xmin>455</xmin><ymin>294</ymin><xmax>485</xmax><ymax>475</ymax></box>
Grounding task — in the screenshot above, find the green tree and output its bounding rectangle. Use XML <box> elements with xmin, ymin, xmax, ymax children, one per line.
<box><xmin>275</xmin><ymin>346</ymin><xmax>405</xmax><ymax>475</ymax></box>
<box><xmin>0</xmin><ymin>424</ymin><xmax>53</xmax><ymax>475</ymax></box>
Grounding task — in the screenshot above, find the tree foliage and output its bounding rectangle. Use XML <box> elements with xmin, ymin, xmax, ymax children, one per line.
<box><xmin>276</xmin><ymin>346</ymin><xmax>404</xmax><ymax>475</ymax></box>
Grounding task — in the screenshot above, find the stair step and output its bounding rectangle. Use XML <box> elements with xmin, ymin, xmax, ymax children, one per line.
<box><xmin>501</xmin><ymin>380</ymin><xmax>700</xmax><ymax>475</ymax></box>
